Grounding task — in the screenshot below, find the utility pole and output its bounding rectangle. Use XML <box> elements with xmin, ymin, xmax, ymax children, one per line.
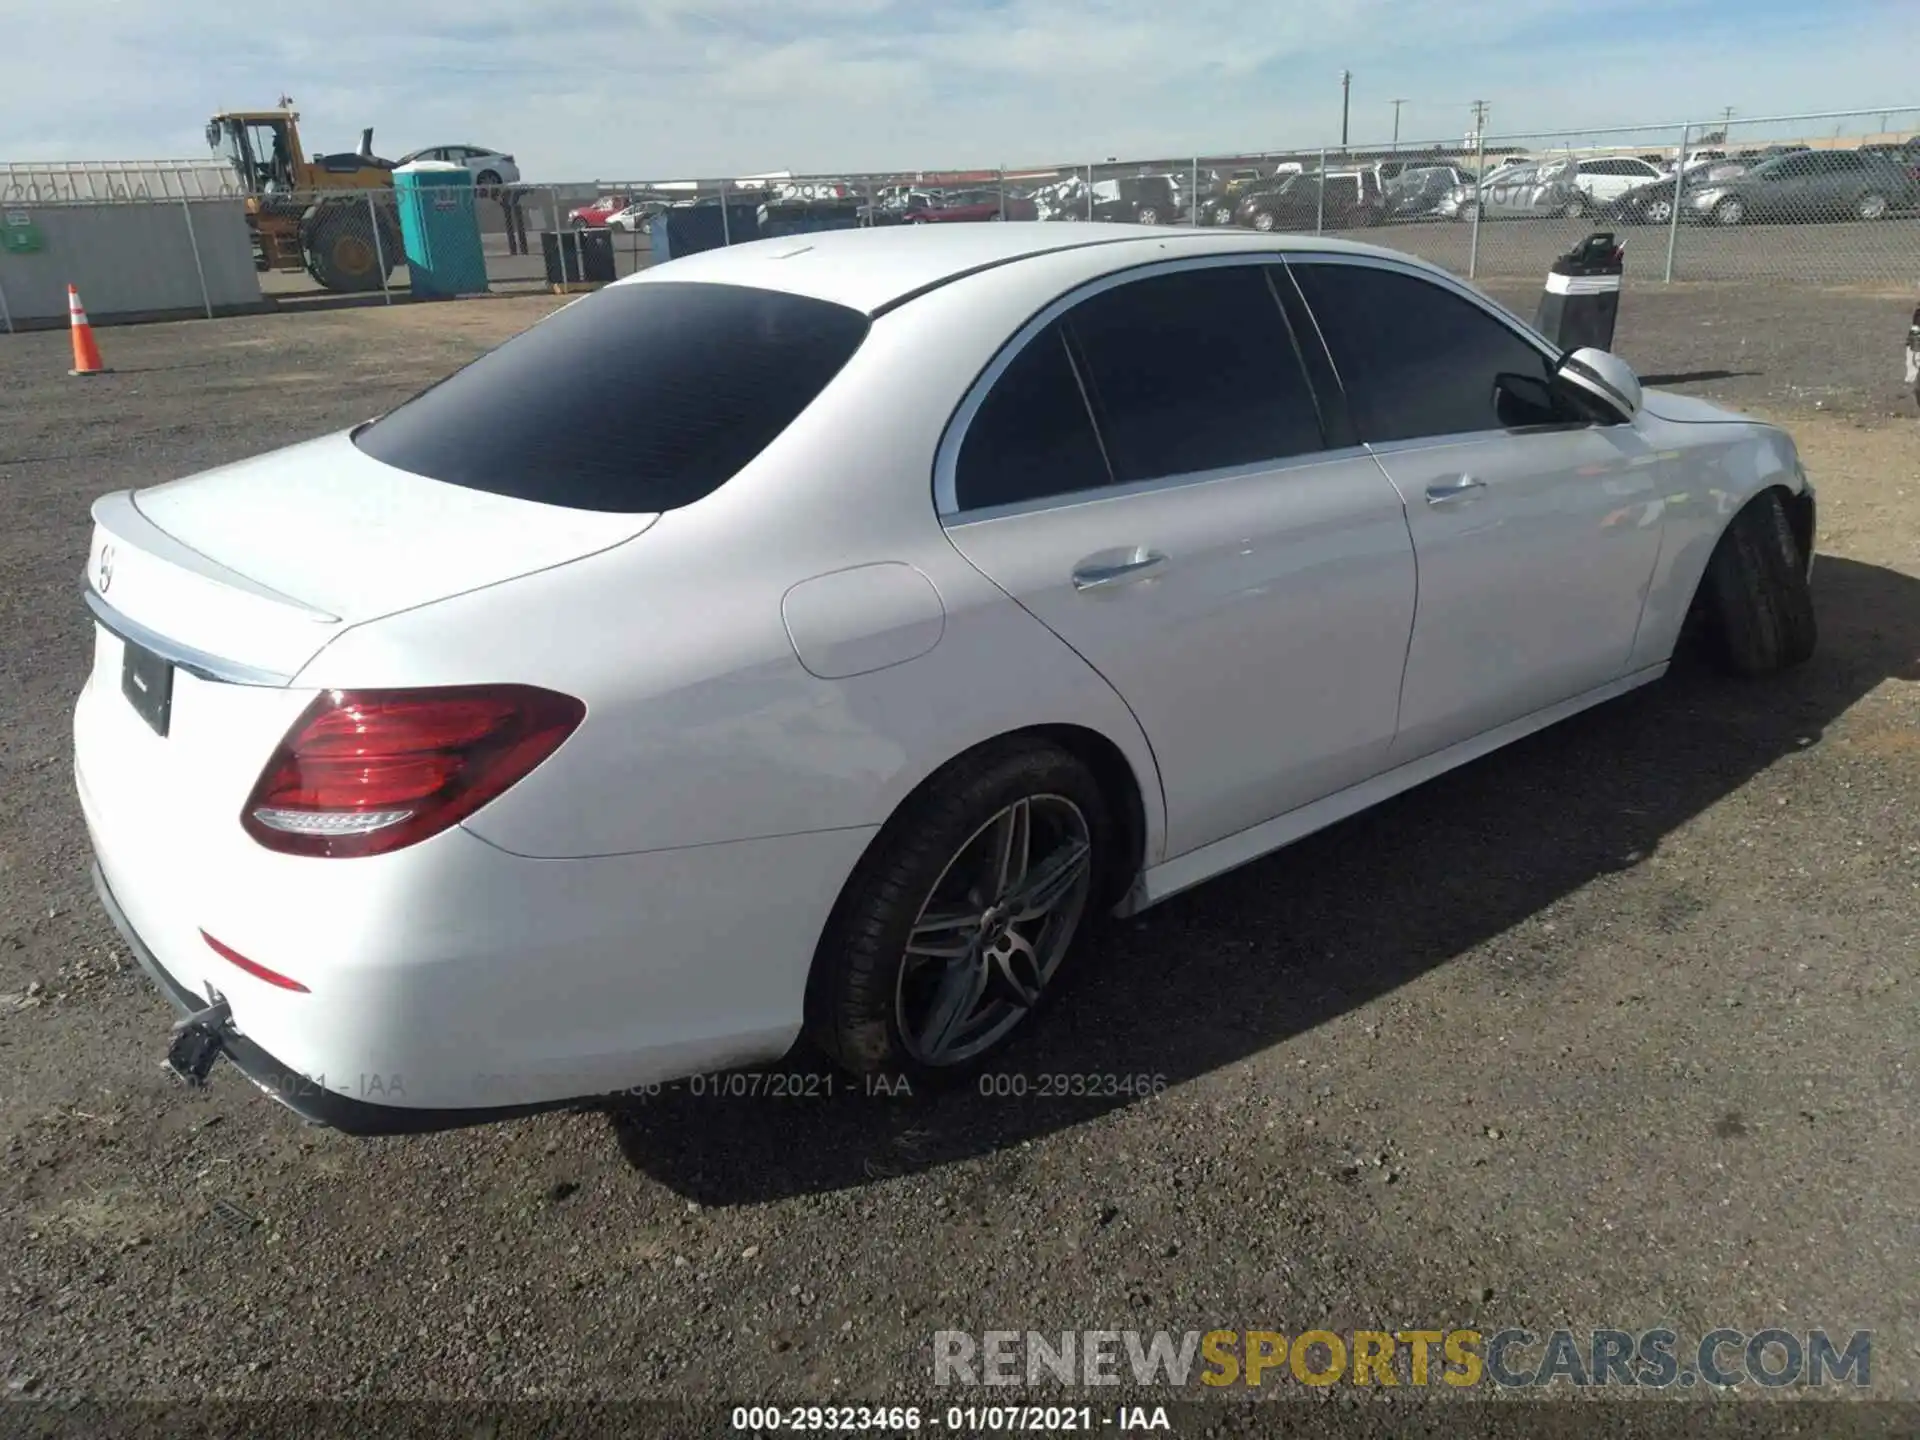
<box><xmin>1340</xmin><ymin>70</ymin><xmax>1352</xmax><ymax>150</ymax></box>
<box><xmin>1390</xmin><ymin>99</ymin><xmax>1406</xmax><ymax>151</ymax></box>
<box><xmin>1469</xmin><ymin>99</ymin><xmax>1490</xmax><ymax>148</ymax></box>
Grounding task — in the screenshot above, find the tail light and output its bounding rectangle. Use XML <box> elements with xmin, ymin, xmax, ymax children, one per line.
<box><xmin>241</xmin><ymin>685</ymin><xmax>585</xmax><ymax>859</ymax></box>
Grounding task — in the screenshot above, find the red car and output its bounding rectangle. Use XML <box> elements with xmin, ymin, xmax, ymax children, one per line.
<box><xmin>903</xmin><ymin>188</ymin><xmax>1038</xmax><ymax>223</ymax></box>
<box><xmin>568</xmin><ymin>196</ymin><xmax>635</xmax><ymax>228</ymax></box>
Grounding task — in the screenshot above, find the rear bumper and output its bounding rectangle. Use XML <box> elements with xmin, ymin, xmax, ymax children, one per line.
<box><xmin>91</xmin><ymin>860</ymin><xmax>569</xmax><ymax>1135</ymax></box>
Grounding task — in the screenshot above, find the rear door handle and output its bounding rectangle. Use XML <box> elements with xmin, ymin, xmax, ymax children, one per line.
<box><xmin>1425</xmin><ymin>475</ymin><xmax>1486</xmax><ymax>505</ymax></box>
<box><xmin>1072</xmin><ymin>550</ymin><xmax>1167</xmax><ymax>591</ymax></box>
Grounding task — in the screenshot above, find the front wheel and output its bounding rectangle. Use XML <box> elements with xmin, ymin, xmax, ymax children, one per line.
<box><xmin>1560</xmin><ymin>195</ymin><xmax>1588</xmax><ymax>219</ymax></box>
<box><xmin>1135</xmin><ymin>206</ymin><xmax>1162</xmax><ymax>225</ymax></box>
<box><xmin>1697</xmin><ymin>489</ymin><xmax>1816</xmax><ymax>675</ymax></box>
<box><xmin>805</xmin><ymin>740</ymin><xmax>1113</xmax><ymax>1084</ymax></box>
<box><xmin>1856</xmin><ymin>191</ymin><xmax>1890</xmax><ymax>221</ymax></box>
<box><xmin>1249</xmin><ymin>209</ymin><xmax>1277</xmax><ymax>233</ymax></box>
<box><xmin>1455</xmin><ymin>201</ymin><xmax>1480</xmax><ymax>223</ymax></box>
<box><xmin>1711</xmin><ymin>197</ymin><xmax>1746</xmax><ymax>226</ymax></box>
<box><xmin>476</xmin><ymin>170</ymin><xmax>502</xmax><ymax>188</ymax></box>
<box><xmin>1639</xmin><ymin>197</ymin><xmax>1674</xmax><ymax>225</ymax></box>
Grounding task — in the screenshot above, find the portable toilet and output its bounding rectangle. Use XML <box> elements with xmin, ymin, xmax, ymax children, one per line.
<box><xmin>392</xmin><ymin>161</ymin><xmax>489</xmax><ymax>299</ymax></box>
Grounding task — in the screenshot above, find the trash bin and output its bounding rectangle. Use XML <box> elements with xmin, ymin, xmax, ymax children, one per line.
<box><xmin>393</xmin><ymin>161</ymin><xmax>490</xmax><ymax>299</ymax></box>
<box><xmin>647</xmin><ymin>202</ymin><xmax>766</xmax><ymax>261</ymax></box>
<box><xmin>539</xmin><ymin>228</ymin><xmax>616</xmax><ymax>287</ymax></box>
<box><xmin>1905</xmin><ymin>301</ymin><xmax>1920</xmax><ymax>410</ymax></box>
<box><xmin>1535</xmin><ymin>231</ymin><xmax>1624</xmax><ymax>353</ymax></box>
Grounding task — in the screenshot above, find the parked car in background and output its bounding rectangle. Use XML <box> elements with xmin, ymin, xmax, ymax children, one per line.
<box><xmin>1571</xmin><ymin>155</ymin><xmax>1667</xmax><ymax>205</ymax></box>
<box><xmin>1596</xmin><ymin>160</ymin><xmax>1744</xmax><ymax>225</ymax></box>
<box><xmin>606</xmin><ymin>200</ymin><xmax>668</xmax><ymax>233</ymax></box>
<box><xmin>1090</xmin><ymin>176</ymin><xmax>1179</xmax><ymax>225</ymax></box>
<box><xmin>1236</xmin><ymin>170</ymin><xmax>1384</xmax><ymax>231</ymax></box>
<box><xmin>398</xmin><ymin>145</ymin><xmax>520</xmax><ymax>188</ymax></box>
<box><xmin>1383</xmin><ymin>165</ymin><xmax>1472</xmax><ymax>220</ymax></box>
<box><xmin>1441</xmin><ymin>159</ymin><xmax>1587</xmax><ymax>220</ymax></box>
<box><xmin>1687</xmin><ymin>147</ymin><xmax>1919</xmax><ymax>224</ymax></box>
<box><xmin>569</xmin><ymin>195</ymin><xmax>637</xmax><ymax>228</ymax></box>
<box><xmin>904</xmin><ymin>189</ymin><xmax>1037</xmax><ymax>223</ymax></box>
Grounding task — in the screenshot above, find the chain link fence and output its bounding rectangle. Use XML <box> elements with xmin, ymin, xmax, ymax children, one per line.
<box><xmin>4</xmin><ymin>105</ymin><xmax>1915</xmax><ymax>325</ymax></box>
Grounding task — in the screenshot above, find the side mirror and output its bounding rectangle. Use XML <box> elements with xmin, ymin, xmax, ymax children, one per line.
<box><xmin>1556</xmin><ymin>347</ymin><xmax>1642</xmax><ymax>420</ymax></box>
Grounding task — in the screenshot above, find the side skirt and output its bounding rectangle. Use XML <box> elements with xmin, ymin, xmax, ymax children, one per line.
<box><xmin>1118</xmin><ymin>662</ymin><xmax>1669</xmax><ymax>915</ymax></box>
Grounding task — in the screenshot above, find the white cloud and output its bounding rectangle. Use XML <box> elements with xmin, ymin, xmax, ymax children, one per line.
<box><xmin>1</xmin><ymin>0</ymin><xmax>1911</xmax><ymax>177</ymax></box>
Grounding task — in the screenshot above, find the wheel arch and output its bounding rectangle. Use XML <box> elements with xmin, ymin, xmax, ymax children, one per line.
<box><xmin>832</xmin><ymin>722</ymin><xmax>1152</xmax><ymax>921</ymax></box>
<box><xmin>1676</xmin><ymin>480</ymin><xmax>1810</xmax><ymax>643</ymax></box>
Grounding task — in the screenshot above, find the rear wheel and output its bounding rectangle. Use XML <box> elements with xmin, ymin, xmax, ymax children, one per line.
<box><xmin>1698</xmin><ymin>489</ymin><xmax>1817</xmax><ymax>675</ymax></box>
<box><xmin>1639</xmin><ymin>196</ymin><xmax>1675</xmax><ymax>225</ymax></box>
<box><xmin>805</xmin><ymin>739</ymin><xmax>1113</xmax><ymax>1085</ymax></box>
<box><xmin>1250</xmin><ymin>209</ymin><xmax>1277</xmax><ymax>233</ymax></box>
<box><xmin>1560</xmin><ymin>195</ymin><xmax>1588</xmax><ymax>218</ymax></box>
<box><xmin>1856</xmin><ymin>191</ymin><xmax>1890</xmax><ymax>221</ymax></box>
<box><xmin>1455</xmin><ymin>201</ymin><xmax>1480</xmax><ymax>223</ymax></box>
<box><xmin>1710</xmin><ymin>196</ymin><xmax>1746</xmax><ymax>226</ymax></box>
<box><xmin>1135</xmin><ymin>206</ymin><xmax>1162</xmax><ymax>225</ymax></box>
<box><xmin>476</xmin><ymin>169</ymin><xmax>502</xmax><ymax>188</ymax></box>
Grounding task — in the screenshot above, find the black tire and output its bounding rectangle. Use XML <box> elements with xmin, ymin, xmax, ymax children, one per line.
<box><xmin>1250</xmin><ymin>209</ymin><xmax>1277</xmax><ymax>233</ymax></box>
<box><xmin>300</xmin><ymin>201</ymin><xmax>394</xmax><ymax>292</ymax></box>
<box><xmin>1561</xmin><ymin>195</ymin><xmax>1588</xmax><ymax>219</ymax></box>
<box><xmin>1698</xmin><ymin>489</ymin><xmax>1817</xmax><ymax>675</ymax></box>
<box><xmin>476</xmin><ymin>170</ymin><xmax>502</xmax><ymax>188</ymax></box>
<box><xmin>1710</xmin><ymin>196</ymin><xmax>1745</xmax><ymax>226</ymax></box>
<box><xmin>805</xmin><ymin>738</ymin><xmax>1115</xmax><ymax>1087</ymax></box>
<box><xmin>1136</xmin><ymin>206</ymin><xmax>1161</xmax><ymax>225</ymax></box>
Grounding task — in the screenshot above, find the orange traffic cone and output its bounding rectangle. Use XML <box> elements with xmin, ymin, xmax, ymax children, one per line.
<box><xmin>67</xmin><ymin>285</ymin><xmax>110</xmax><ymax>377</ymax></box>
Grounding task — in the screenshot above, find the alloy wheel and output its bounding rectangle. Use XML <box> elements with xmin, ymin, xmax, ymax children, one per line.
<box><xmin>894</xmin><ymin>795</ymin><xmax>1094</xmax><ymax>1067</ymax></box>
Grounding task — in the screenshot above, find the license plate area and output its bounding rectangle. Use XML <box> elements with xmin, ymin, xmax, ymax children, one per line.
<box><xmin>121</xmin><ymin>639</ymin><xmax>174</xmax><ymax>737</ymax></box>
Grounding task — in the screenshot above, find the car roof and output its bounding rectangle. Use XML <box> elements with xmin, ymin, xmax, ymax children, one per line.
<box><xmin>614</xmin><ymin>223</ymin><xmax>1421</xmax><ymax>316</ymax></box>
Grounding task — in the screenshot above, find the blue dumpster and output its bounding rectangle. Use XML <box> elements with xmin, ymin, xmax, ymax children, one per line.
<box><xmin>647</xmin><ymin>202</ymin><xmax>766</xmax><ymax>261</ymax></box>
<box><xmin>393</xmin><ymin>161</ymin><xmax>489</xmax><ymax>299</ymax></box>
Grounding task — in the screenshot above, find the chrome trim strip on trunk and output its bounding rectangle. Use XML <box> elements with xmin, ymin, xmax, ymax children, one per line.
<box><xmin>82</xmin><ymin>581</ymin><xmax>295</xmax><ymax>687</ymax></box>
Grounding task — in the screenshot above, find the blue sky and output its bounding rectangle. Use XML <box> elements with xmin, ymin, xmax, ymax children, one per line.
<box><xmin>3</xmin><ymin>0</ymin><xmax>1912</xmax><ymax>178</ymax></box>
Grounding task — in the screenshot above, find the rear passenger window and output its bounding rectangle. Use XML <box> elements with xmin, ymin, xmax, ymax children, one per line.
<box><xmin>1290</xmin><ymin>263</ymin><xmax>1556</xmax><ymax>443</ymax></box>
<box><xmin>953</xmin><ymin>322</ymin><xmax>1110</xmax><ymax>511</ymax></box>
<box><xmin>1065</xmin><ymin>264</ymin><xmax>1326</xmax><ymax>483</ymax></box>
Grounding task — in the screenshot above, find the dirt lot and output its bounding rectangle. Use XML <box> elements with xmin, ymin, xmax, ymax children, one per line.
<box><xmin>1</xmin><ymin>282</ymin><xmax>1917</xmax><ymax>1419</ymax></box>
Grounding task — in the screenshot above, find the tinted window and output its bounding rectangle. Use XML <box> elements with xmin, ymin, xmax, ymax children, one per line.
<box><xmin>1819</xmin><ymin>152</ymin><xmax>1864</xmax><ymax>172</ymax></box>
<box><xmin>354</xmin><ymin>282</ymin><xmax>869</xmax><ymax>513</ymax></box>
<box><xmin>953</xmin><ymin>321</ymin><xmax>1110</xmax><ymax>511</ymax></box>
<box><xmin>1291</xmin><ymin>263</ymin><xmax>1556</xmax><ymax>443</ymax></box>
<box><xmin>1064</xmin><ymin>265</ymin><xmax>1326</xmax><ymax>482</ymax></box>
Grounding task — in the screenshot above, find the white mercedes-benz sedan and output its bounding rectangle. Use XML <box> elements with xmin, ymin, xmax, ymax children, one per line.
<box><xmin>74</xmin><ymin>224</ymin><xmax>1817</xmax><ymax>1133</ymax></box>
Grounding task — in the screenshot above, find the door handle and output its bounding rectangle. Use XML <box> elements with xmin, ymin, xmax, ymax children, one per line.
<box><xmin>1425</xmin><ymin>475</ymin><xmax>1486</xmax><ymax>505</ymax></box>
<box><xmin>1071</xmin><ymin>550</ymin><xmax>1167</xmax><ymax>591</ymax></box>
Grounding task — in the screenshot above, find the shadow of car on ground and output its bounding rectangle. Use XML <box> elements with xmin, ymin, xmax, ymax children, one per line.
<box><xmin>606</xmin><ymin>556</ymin><xmax>1918</xmax><ymax>1204</ymax></box>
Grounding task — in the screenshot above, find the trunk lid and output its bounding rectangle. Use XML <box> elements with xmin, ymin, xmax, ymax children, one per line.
<box><xmin>87</xmin><ymin>430</ymin><xmax>656</xmax><ymax>684</ymax></box>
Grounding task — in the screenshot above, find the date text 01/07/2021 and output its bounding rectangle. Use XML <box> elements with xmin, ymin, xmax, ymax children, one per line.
<box><xmin>573</xmin><ymin>1070</ymin><xmax>1173</xmax><ymax>1103</ymax></box>
<box><xmin>730</xmin><ymin>1404</ymin><xmax>1173</xmax><ymax>1432</ymax></box>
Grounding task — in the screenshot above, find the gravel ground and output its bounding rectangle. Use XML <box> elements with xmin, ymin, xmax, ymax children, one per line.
<box><xmin>1</xmin><ymin>285</ymin><xmax>1916</xmax><ymax>1423</ymax></box>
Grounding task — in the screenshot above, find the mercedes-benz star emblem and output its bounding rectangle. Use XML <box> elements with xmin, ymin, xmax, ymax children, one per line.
<box><xmin>96</xmin><ymin>543</ymin><xmax>114</xmax><ymax>594</ymax></box>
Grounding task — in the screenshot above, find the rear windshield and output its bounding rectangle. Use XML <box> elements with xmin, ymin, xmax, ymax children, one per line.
<box><xmin>353</xmin><ymin>281</ymin><xmax>870</xmax><ymax>513</ymax></box>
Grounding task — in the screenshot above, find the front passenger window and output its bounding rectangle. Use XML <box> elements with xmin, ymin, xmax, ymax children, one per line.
<box><xmin>1289</xmin><ymin>263</ymin><xmax>1562</xmax><ymax>443</ymax></box>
